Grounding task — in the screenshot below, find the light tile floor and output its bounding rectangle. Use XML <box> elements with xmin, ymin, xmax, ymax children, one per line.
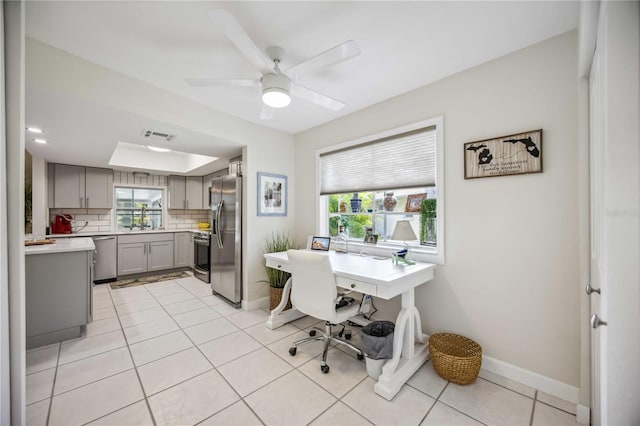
<box><xmin>26</xmin><ymin>274</ymin><xmax>581</xmax><ymax>425</ymax></box>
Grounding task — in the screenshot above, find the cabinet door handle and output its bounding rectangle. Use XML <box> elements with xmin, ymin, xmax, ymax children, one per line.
<box><xmin>148</xmin><ymin>243</ymin><xmax>151</xmax><ymax>254</ymax></box>
<box><xmin>86</xmin><ymin>197</ymin><xmax>89</xmax><ymax>208</ymax></box>
<box><xmin>143</xmin><ymin>243</ymin><xmax>146</xmax><ymax>254</ymax></box>
<box><xmin>80</xmin><ymin>197</ymin><xmax>83</xmax><ymax>208</ymax></box>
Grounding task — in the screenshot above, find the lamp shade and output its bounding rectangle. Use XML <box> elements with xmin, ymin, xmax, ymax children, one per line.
<box><xmin>391</xmin><ymin>220</ymin><xmax>417</xmax><ymax>241</ymax></box>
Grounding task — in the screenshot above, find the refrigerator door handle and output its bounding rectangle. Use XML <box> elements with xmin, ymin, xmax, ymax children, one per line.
<box><xmin>215</xmin><ymin>200</ymin><xmax>224</xmax><ymax>249</ymax></box>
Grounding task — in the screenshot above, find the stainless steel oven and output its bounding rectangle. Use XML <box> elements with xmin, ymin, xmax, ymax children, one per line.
<box><xmin>193</xmin><ymin>231</ymin><xmax>211</xmax><ymax>283</ymax></box>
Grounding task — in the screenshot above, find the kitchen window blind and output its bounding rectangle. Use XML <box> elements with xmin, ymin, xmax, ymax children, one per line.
<box><xmin>319</xmin><ymin>126</ymin><xmax>437</xmax><ymax>195</ymax></box>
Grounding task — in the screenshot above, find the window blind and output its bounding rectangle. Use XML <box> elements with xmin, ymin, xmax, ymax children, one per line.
<box><xmin>320</xmin><ymin>126</ymin><xmax>436</xmax><ymax>195</ymax></box>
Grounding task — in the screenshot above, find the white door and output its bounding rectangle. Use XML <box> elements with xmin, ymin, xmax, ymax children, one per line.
<box><xmin>588</xmin><ymin>2</ymin><xmax>640</xmax><ymax>425</ymax></box>
<box><xmin>588</xmin><ymin>47</ymin><xmax>605</xmax><ymax>426</ymax></box>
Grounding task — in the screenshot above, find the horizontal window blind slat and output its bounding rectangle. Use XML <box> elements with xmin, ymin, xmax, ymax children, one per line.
<box><xmin>320</xmin><ymin>128</ymin><xmax>436</xmax><ymax>195</ymax></box>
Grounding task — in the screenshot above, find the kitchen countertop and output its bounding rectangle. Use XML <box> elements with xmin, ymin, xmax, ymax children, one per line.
<box><xmin>48</xmin><ymin>229</ymin><xmax>207</xmax><ymax>238</ymax></box>
<box><xmin>25</xmin><ymin>237</ymin><xmax>96</xmax><ymax>255</ymax></box>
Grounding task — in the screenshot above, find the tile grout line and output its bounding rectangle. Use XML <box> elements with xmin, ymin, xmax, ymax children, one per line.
<box><xmin>44</xmin><ymin>342</ymin><xmax>61</xmax><ymax>426</ymax></box>
<box><xmin>530</xmin><ymin>390</ymin><xmax>538</xmax><ymax>426</ymax></box>
<box><xmin>108</xmin><ymin>282</ymin><xmax>158</xmax><ymax>426</ymax></box>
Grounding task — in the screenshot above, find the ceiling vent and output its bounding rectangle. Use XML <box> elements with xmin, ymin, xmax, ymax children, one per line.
<box><xmin>141</xmin><ymin>129</ymin><xmax>176</xmax><ymax>142</ymax></box>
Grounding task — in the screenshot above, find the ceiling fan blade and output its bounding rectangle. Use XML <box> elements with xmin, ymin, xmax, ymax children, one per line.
<box><xmin>259</xmin><ymin>104</ymin><xmax>274</xmax><ymax>120</ymax></box>
<box><xmin>290</xmin><ymin>83</ymin><xmax>345</xmax><ymax>111</ymax></box>
<box><xmin>208</xmin><ymin>9</ymin><xmax>273</xmax><ymax>74</ymax></box>
<box><xmin>185</xmin><ymin>78</ymin><xmax>259</xmax><ymax>87</ymax></box>
<box><xmin>285</xmin><ymin>40</ymin><xmax>361</xmax><ymax>80</ymax></box>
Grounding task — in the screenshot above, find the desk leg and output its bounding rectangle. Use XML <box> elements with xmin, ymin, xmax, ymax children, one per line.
<box><xmin>374</xmin><ymin>288</ymin><xmax>429</xmax><ymax>400</ymax></box>
<box><xmin>265</xmin><ymin>277</ymin><xmax>306</xmax><ymax>329</ymax></box>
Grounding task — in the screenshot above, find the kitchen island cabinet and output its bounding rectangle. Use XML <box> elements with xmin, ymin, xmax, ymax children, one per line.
<box><xmin>25</xmin><ymin>237</ymin><xmax>95</xmax><ymax>349</ymax></box>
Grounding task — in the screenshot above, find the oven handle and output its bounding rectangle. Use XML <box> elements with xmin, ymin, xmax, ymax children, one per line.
<box><xmin>193</xmin><ymin>265</ymin><xmax>209</xmax><ymax>275</ymax></box>
<box><xmin>194</xmin><ymin>238</ymin><xmax>210</xmax><ymax>246</ymax></box>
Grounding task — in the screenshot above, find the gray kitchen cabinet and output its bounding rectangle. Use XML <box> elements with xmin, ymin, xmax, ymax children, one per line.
<box><xmin>117</xmin><ymin>233</ymin><xmax>175</xmax><ymax>277</ymax></box>
<box><xmin>168</xmin><ymin>175</ymin><xmax>186</xmax><ymax>210</ymax></box>
<box><xmin>148</xmin><ymin>240</ymin><xmax>175</xmax><ymax>271</ymax></box>
<box><xmin>51</xmin><ymin>163</ymin><xmax>113</xmax><ymax>208</ymax></box>
<box><xmin>174</xmin><ymin>232</ymin><xmax>192</xmax><ymax>268</ymax></box>
<box><xmin>53</xmin><ymin>164</ymin><xmax>84</xmax><ymax>208</ymax></box>
<box><xmin>202</xmin><ymin>173</ymin><xmax>213</xmax><ymax>208</ymax></box>
<box><xmin>186</xmin><ymin>176</ymin><xmax>203</xmax><ymax>209</ymax></box>
<box><xmin>168</xmin><ymin>175</ymin><xmax>203</xmax><ymax>209</ymax></box>
<box><xmin>25</xmin><ymin>238</ymin><xmax>94</xmax><ymax>349</ymax></box>
<box><xmin>85</xmin><ymin>167</ymin><xmax>114</xmax><ymax>208</ymax></box>
<box><xmin>117</xmin><ymin>242</ymin><xmax>147</xmax><ymax>275</ymax></box>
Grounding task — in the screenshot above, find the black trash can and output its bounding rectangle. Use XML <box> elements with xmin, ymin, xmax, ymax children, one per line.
<box><xmin>361</xmin><ymin>321</ymin><xmax>394</xmax><ymax>379</ymax></box>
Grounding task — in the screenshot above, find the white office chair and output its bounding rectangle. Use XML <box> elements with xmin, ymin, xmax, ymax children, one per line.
<box><xmin>286</xmin><ymin>249</ymin><xmax>364</xmax><ymax>373</ymax></box>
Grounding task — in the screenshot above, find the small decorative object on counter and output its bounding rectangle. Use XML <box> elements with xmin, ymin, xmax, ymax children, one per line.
<box><xmin>350</xmin><ymin>193</ymin><xmax>362</xmax><ymax>213</ymax></box>
<box><xmin>383</xmin><ymin>192</ymin><xmax>397</xmax><ymax>211</ymax></box>
<box><xmin>334</xmin><ymin>224</ymin><xmax>349</xmax><ymax>253</ymax></box>
<box><xmin>339</xmin><ymin>201</ymin><xmax>347</xmax><ymax>213</ymax></box>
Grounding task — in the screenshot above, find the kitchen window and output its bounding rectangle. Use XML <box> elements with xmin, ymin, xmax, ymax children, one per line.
<box><xmin>318</xmin><ymin>116</ymin><xmax>444</xmax><ymax>263</ymax></box>
<box><xmin>115</xmin><ymin>187</ymin><xmax>164</xmax><ymax>230</ymax></box>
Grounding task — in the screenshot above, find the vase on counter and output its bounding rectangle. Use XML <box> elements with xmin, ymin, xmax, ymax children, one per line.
<box><xmin>383</xmin><ymin>192</ymin><xmax>397</xmax><ymax>211</ymax></box>
<box><xmin>350</xmin><ymin>193</ymin><xmax>362</xmax><ymax>213</ymax></box>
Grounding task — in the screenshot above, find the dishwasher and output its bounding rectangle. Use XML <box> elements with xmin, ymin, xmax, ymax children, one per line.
<box><xmin>92</xmin><ymin>235</ymin><xmax>117</xmax><ymax>283</ymax></box>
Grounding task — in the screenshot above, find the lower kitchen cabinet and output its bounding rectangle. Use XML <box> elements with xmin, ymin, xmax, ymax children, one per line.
<box><xmin>117</xmin><ymin>233</ymin><xmax>174</xmax><ymax>277</ymax></box>
<box><xmin>174</xmin><ymin>232</ymin><xmax>192</xmax><ymax>268</ymax></box>
<box><xmin>148</xmin><ymin>240</ymin><xmax>174</xmax><ymax>271</ymax></box>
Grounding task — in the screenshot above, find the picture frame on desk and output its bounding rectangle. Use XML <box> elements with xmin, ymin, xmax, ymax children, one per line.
<box><xmin>257</xmin><ymin>172</ymin><xmax>287</xmax><ymax>216</ymax></box>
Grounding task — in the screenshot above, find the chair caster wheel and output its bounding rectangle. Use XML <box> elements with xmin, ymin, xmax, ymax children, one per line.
<box><xmin>338</xmin><ymin>331</ymin><xmax>344</xmax><ymax>338</ymax></box>
<box><xmin>321</xmin><ymin>365</ymin><xmax>330</xmax><ymax>374</ymax></box>
<box><xmin>309</xmin><ymin>330</ymin><xmax>316</xmax><ymax>337</ymax></box>
<box><xmin>357</xmin><ymin>353</ymin><xmax>364</xmax><ymax>361</ymax></box>
<box><xmin>345</xmin><ymin>332</ymin><xmax>352</xmax><ymax>340</ymax></box>
<box><xmin>289</xmin><ymin>347</ymin><xmax>297</xmax><ymax>356</ymax></box>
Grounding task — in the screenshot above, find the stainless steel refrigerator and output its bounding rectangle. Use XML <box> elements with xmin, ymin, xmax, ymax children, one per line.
<box><xmin>210</xmin><ymin>174</ymin><xmax>242</xmax><ymax>306</ymax></box>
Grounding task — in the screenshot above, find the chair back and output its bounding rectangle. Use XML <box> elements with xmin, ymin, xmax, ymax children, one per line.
<box><xmin>287</xmin><ymin>249</ymin><xmax>338</xmax><ymax>323</ymax></box>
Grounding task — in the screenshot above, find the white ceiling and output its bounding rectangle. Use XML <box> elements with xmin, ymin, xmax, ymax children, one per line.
<box><xmin>24</xmin><ymin>1</ymin><xmax>578</xmax><ymax>171</ymax></box>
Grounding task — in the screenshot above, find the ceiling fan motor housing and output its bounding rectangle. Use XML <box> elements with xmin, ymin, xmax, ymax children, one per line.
<box><xmin>261</xmin><ymin>73</ymin><xmax>291</xmax><ymax>108</ymax></box>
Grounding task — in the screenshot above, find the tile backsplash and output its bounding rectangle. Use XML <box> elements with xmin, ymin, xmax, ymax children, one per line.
<box><xmin>49</xmin><ymin>208</ymin><xmax>211</xmax><ymax>234</ymax></box>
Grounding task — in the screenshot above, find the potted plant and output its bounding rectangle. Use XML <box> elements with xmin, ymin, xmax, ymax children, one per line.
<box><xmin>262</xmin><ymin>232</ymin><xmax>299</xmax><ymax>310</ymax></box>
<box><xmin>420</xmin><ymin>198</ymin><xmax>437</xmax><ymax>246</ymax></box>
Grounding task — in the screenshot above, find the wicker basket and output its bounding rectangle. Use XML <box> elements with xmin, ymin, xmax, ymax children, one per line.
<box><xmin>429</xmin><ymin>333</ymin><xmax>482</xmax><ymax>385</ymax></box>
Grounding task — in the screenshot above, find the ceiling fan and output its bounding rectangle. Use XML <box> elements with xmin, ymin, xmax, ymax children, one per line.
<box><xmin>185</xmin><ymin>9</ymin><xmax>361</xmax><ymax>119</ymax></box>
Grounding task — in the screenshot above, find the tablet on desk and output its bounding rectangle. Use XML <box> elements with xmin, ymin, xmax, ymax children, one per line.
<box><xmin>310</xmin><ymin>236</ymin><xmax>331</xmax><ymax>251</ymax></box>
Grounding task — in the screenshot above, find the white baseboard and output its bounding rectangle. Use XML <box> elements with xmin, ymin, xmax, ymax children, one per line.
<box><xmin>242</xmin><ymin>296</ymin><xmax>269</xmax><ymax>311</ymax></box>
<box><xmin>576</xmin><ymin>404</ymin><xmax>590</xmax><ymax>425</ymax></box>
<box><xmin>482</xmin><ymin>355</ymin><xmax>580</xmax><ymax>405</ymax></box>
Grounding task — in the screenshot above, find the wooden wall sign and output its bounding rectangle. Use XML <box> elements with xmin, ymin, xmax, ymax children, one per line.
<box><xmin>464</xmin><ymin>129</ymin><xmax>543</xmax><ymax>179</ymax></box>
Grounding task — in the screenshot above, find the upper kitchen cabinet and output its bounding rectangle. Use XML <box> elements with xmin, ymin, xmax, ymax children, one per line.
<box><xmin>50</xmin><ymin>164</ymin><xmax>113</xmax><ymax>209</ymax></box>
<box><xmin>168</xmin><ymin>175</ymin><xmax>203</xmax><ymax>210</ymax></box>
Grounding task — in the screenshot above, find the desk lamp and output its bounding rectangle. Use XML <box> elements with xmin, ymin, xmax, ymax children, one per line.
<box><xmin>391</xmin><ymin>220</ymin><xmax>418</xmax><ymax>264</ymax></box>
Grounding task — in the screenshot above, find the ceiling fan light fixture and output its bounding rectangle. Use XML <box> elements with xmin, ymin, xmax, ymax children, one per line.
<box><xmin>261</xmin><ymin>73</ymin><xmax>291</xmax><ymax>108</ymax></box>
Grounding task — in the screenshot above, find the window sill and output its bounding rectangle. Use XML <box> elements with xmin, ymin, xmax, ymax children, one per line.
<box><xmin>338</xmin><ymin>240</ymin><xmax>444</xmax><ymax>265</ymax></box>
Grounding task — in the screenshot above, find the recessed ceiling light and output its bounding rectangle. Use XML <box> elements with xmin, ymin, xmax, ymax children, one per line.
<box><xmin>26</xmin><ymin>127</ymin><xmax>44</xmax><ymax>134</ymax></box>
<box><xmin>33</xmin><ymin>138</ymin><xmax>49</xmax><ymax>144</ymax></box>
<box><xmin>147</xmin><ymin>145</ymin><xmax>171</xmax><ymax>153</ymax></box>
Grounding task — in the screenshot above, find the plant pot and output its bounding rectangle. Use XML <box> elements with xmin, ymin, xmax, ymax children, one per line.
<box><xmin>270</xmin><ymin>286</ymin><xmax>292</xmax><ymax>311</ymax></box>
<box><xmin>350</xmin><ymin>193</ymin><xmax>362</xmax><ymax>213</ymax></box>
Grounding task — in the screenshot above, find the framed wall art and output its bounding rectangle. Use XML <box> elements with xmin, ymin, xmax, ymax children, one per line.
<box><xmin>464</xmin><ymin>129</ymin><xmax>543</xmax><ymax>179</ymax></box>
<box><xmin>257</xmin><ymin>172</ymin><xmax>288</xmax><ymax>216</ymax></box>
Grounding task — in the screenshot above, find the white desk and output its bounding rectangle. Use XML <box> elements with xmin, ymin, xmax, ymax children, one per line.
<box><xmin>264</xmin><ymin>250</ymin><xmax>436</xmax><ymax>400</ymax></box>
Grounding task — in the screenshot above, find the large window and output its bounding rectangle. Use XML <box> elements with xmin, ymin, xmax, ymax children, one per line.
<box><xmin>318</xmin><ymin>117</ymin><xmax>444</xmax><ymax>263</ymax></box>
<box><xmin>115</xmin><ymin>187</ymin><xmax>164</xmax><ymax>230</ymax></box>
